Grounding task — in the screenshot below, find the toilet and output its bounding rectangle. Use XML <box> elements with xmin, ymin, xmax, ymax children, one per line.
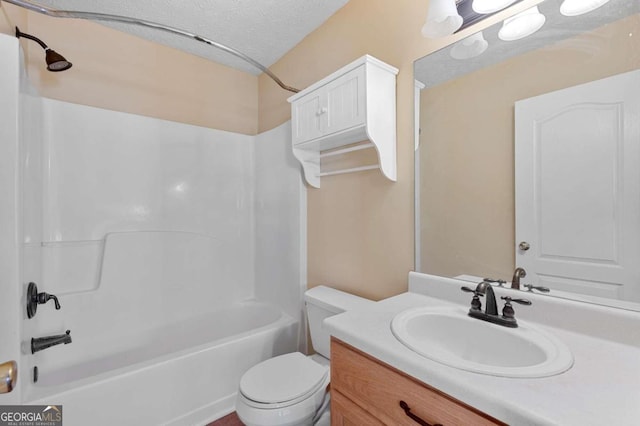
<box><xmin>235</xmin><ymin>286</ymin><xmax>371</xmax><ymax>426</ymax></box>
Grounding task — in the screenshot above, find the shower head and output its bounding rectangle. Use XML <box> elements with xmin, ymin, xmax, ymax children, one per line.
<box><xmin>44</xmin><ymin>48</ymin><xmax>72</xmax><ymax>71</ymax></box>
<box><xmin>15</xmin><ymin>26</ymin><xmax>72</xmax><ymax>72</ymax></box>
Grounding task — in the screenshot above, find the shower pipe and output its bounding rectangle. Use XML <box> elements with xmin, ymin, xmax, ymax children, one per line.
<box><xmin>1</xmin><ymin>0</ymin><xmax>300</xmax><ymax>93</ymax></box>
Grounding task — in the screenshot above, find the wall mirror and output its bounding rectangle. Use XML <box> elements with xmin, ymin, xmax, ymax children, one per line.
<box><xmin>415</xmin><ymin>0</ymin><xmax>640</xmax><ymax>311</ymax></box>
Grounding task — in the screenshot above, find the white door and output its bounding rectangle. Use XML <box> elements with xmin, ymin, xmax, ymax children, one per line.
<box><xmin>515</xmin><ymin>70</ymin><xmax>640</xmax><ymax>302</ymax></box>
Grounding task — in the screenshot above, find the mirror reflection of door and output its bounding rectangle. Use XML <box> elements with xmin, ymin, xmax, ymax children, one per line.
<box><xmin>515</xmin><ymin>70</ymin><xmax>640</xmax><ymax>302</ymax></box>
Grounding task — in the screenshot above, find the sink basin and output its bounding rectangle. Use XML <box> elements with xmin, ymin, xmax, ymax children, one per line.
<box><xmin>391</xmin><ymin>306</ymin><xmax>573</xmax><ymax>378</ymax></box>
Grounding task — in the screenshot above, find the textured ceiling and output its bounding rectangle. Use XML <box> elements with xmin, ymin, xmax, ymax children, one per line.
<box><xmin>33</xmin><ymin>0</ymin><xmax>349</xmax><ymax>74</ymax></box>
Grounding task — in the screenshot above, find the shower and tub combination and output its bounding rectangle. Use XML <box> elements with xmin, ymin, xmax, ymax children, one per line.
<box><xmin>0</xmin><ymin>24</ymin><xmax>306</xmax><ymax>425</ymax></box>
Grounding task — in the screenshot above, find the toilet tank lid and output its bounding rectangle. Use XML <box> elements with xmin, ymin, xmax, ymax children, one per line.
<box><xmin>304</xmin><ymin>286</ymin><xmax>372</xmax><ymax>314</ymax></box>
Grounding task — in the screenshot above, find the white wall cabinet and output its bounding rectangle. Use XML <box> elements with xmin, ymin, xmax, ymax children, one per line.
<box><xmin>288</xmin><ymin>55</ymin><xmax>398</xmax><ymax>188</ymax></box>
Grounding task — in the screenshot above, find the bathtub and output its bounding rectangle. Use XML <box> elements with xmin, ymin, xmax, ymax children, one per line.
<box><xmin>25</xmin><ymin>301</ymin><xmax>298</xmax><ymax>426</ymax></box>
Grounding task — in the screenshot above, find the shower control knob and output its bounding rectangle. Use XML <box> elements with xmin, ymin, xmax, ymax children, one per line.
<box><xmin>26</xmin><ymin>282</ymin><xmax>61</xmax><ymax>319</ymax></box>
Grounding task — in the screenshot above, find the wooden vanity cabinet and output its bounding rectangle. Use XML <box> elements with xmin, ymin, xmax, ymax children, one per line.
<box><xmin>330</xmin><ymin>338</ymin><xmax>505</xmax><ymax>426</ymax></box>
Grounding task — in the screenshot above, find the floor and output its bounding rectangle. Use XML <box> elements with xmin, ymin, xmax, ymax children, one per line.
<box><xmin>207</xmin><ymin>412</ymin><xmax>244</xmax><ymax>426</ymax></box>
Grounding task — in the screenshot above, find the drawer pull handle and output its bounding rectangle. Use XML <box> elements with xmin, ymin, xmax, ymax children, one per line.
<box><xmin>399</xmin><ymin>401</ymin><xmax>443</xmax><ymax>426</ymax></box>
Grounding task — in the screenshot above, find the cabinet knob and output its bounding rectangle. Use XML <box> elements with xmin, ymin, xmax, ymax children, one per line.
<box><xmin>316</xmin><ymin>107</ymin><xmax>327</xmax><ymax>116</ymax></box>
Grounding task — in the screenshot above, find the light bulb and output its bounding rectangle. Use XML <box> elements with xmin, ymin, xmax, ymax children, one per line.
<box><xmin>560</xmin><ymin>0</ymin><xmax>611</xmax><ymax>16</ymax></box>
<box><xmin>450</xmin><ymin>31</ymin><xmax>489</xmax><ymax>59</ymax></box>
<box><xmin>498</xmin><ymin>6</ymin><xmax>546</xmax><ymax>41</ymax></box>
<box><xmin>422</xmin><ymin>0</ymin><xmax>463</xmax><ymax>38</ymax></box>
<box><xmin>472</xmin><ymin>0</ymin><xmax>518</xmax><ymax>14</ymax></box>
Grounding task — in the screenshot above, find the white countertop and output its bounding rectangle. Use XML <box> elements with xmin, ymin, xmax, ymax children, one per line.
<box><xmin>324</xmin><ymin>290</ymin><xmax>640</xmax><ymax>425</ymax></box>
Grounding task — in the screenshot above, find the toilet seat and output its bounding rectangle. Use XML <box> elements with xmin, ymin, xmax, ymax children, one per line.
<box><xmin>239</xmin><ymin>352</ymin><xmax>329</xmax><ymax>408</ymax></box>
<box><xmin>236</xmin><ymin>353</ymin><xmax>330</xmax><ymax>426</ymax></box>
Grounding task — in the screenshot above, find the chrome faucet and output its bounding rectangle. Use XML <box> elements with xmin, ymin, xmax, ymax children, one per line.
<box><xmin>511</xmin><ymin>267</ymin><xmax>527</xmax><ymax>290</ymax></box>
<box><xmin>461</xmin><ymin>281</ymin><xmax>531</xmax><ymax>328</ymax></box>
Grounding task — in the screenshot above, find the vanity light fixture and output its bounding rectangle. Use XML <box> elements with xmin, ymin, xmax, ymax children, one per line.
<box><xmin>450</xmin><ymin>31</ymin><xmax>489</xmax><ymax>59</ymax></box>
<box><xmin>472</xmin><ymin>0</ymin><xmax>518</xmax><ymax>14</ymax></box>
<box><xmin>560</xmin><ymin>0</ymin><xmax>611</xmax><ymax>16</ymax></box>
<box><xmin>498</xmin><ymin>6</ymin><xmax>546</xmax><ymax>41</ymax></box>
<box><xmin>422</xmin><ymin>0</ymin><xmax>463</xmax><ymax>38</ymax></box>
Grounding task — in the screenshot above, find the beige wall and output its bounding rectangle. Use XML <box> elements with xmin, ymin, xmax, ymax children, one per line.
<box><xmin>1</xmin><ymin>4</ymin><xmax>27</xmax><ymax>35</ymax></box>
<box><xmin>0</xmin><ymin>4</ymin><xmax>258</xmax><ymax>135</ymax></box>
<box><xmin>258</xmin><ymin>0</ymin><xmax>545</xmax><ymax>300</ymax></box>
<box><xmin>420</xmin><ymin>15</ymin><xmax>640</xmax><ymax>280</ymax></box>
<box><xmin>0</xmin><ymin>6</ymin><xmax>14</xmax><ymax>33</ymax></box>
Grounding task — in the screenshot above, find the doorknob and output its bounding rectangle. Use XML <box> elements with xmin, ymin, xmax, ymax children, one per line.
<box><xmin>0</xmin><ymin>360</ymin><xmax>17</xmax><ymax>394</ymax></box>
<box><xmin>519</xmin><ymin>241</ymin><xmax>530</xmax><ymax>251</ymax></box>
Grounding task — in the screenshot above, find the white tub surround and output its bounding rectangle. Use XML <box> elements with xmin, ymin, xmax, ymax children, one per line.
<box><xmin>324</xmin><ymin>272</ymin><xmax>640</xmax><ymax>425</ymax></box>
<box><xmin>254</xmin><ymin>123</ymin><xmax>308</xmax><ymax>344</ymax></box>
<box><xmin>0</xmin><ymin>33</ymin><xmax>22</xmax><ymax>405</ymax></box>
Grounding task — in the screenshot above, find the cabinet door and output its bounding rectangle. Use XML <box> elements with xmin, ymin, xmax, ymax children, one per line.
<box><xmin>332</xmin><ymin>339</ymin><xmax>505</xmax><ymax>426</ymax></box>
<box><xmin>291</xmin><ymin>91</ymin><xmax>324</xmax><ymax>145</ymax></box>
<box><xmin>332</xmin><ymin>389</ymin><xmax>384</xmax><ymax>426</ymax></box>
<box><xmin>324</xmin><ymin>65</ymin><xmax>366</xmax><ymax>137</ymax></box>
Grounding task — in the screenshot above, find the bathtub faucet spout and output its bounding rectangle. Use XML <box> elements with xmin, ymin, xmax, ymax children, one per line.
<box><xmin>31</xmin><ymin>330</ymin><xmax>72</xmax><ymax>354</ymax></box>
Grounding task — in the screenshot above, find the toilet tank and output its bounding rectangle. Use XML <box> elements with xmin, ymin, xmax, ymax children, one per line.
<box><xmin>304</xmin><ymin>286</ymin><xmax>372</xmax><ymax>358</ymax></box>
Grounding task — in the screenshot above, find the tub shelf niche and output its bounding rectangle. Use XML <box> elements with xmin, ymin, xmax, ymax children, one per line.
<box><xmin>287</xmin><ymin>55</ymin><xmax>398</xmax><ymax>188</ymax></box>
<box><xmin>39</xmin><ymin>230</ymin><xmax>223</xmax><ymax>296</ymax></box>
<box><xmin>41</xmin><ymin>239</ymin><xmax>104</xmax><ymax>295</ymax></box>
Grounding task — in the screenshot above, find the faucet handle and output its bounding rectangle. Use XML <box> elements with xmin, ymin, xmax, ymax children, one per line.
<box><xmin>483</xmin><ymin>278</ymin><xmax>506</xmax><ymax>287</ymax></box>
<box><xmin>26</xmin><ymin>282</ymin><xmax>61</xmax><ymax>319</ymax></box>
<box><xmin>501</xmin><ymin>296</ymin><xmax>532</xmax><ymax>305</ymax></box>
<box><xmin>461</xmin><ymin>286</ymin><xmax>484</xmax><ymax>296</ymax></box>
<box><xmin>500</xmin><ymin>296</ymin><xmax>531</xmax><ymax>320</ymax></box>
<box><xmin>524</xmin><ymin>284</ymin><xmax>550</xmax><ymax>293</ymax></box>
<box><xmin>37</xmin><ymin>292</ymin><xmax>61</xmax><ymax>310</ymax></box>
<box><xmin>461</xmin><ymin>286</ymin><xmax>483</xmax><ymax>311</ymax></box>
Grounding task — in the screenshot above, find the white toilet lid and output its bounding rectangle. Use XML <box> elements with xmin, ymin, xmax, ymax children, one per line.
<box><xmin>240</xmin><ymin>352</ymin><xmax>328</xmax><ymax>404</ymax></box>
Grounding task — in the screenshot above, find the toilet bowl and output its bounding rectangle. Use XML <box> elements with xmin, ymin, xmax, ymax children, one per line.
<box><xmin>235</xmin><ymin>286</ymin><xmax>371</xmax><ymax>426</ymax></box>
<box><xmin>236</xmin><ymin>353</ymin><xmax>329</xmax><ymax>426</ymax></box>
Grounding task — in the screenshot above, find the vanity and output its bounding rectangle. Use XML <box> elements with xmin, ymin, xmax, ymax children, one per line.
<box><xmin>326</xmin><ymin>273</ymin><xmax>640</xmax><ymax>425</ymax></box>
<box><xmin>331</xmin><ymin>339</ymin><xmax>503</xmax><ymax>425</ymax></box>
